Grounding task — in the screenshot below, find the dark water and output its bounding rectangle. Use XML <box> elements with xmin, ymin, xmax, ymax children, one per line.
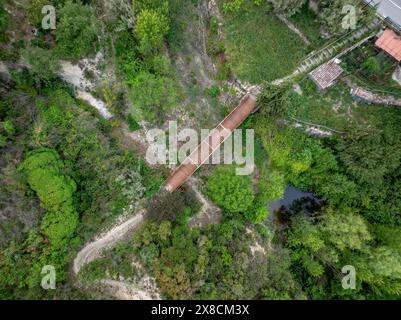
<box><xmin>269</xmin><ymin>187</ymin><xmax>317</xmax><ymax>212</ymax></box>
<box><xmin>268</xmin><ymin>186</ymin><xmax>321</xmax><ymax>223</ymax></box>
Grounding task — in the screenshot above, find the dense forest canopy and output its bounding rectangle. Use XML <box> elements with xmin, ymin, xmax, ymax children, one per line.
<box><xmin>0</xmin><ymin>0</ymin><xmax>400</xmax><ymax>301</ymax></box>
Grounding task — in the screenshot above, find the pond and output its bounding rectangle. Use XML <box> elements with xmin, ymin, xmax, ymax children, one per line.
<box><xmin>268</xmin><ymin>186</ymin><xmax>321</xmax><ymax>224</ymax></box>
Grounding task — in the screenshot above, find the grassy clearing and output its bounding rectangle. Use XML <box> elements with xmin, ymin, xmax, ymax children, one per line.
<box><xmin>289</xmin><ymin>79</ymin><xmax>399</xmax><ymax>133</ymax></box>
<box><xmin>221</xmin><ymin>1</ymin><xmax>308</xmax><ymax>83</ymax></box>
<box><xmin>289</xmin><ymin>2</ymin><xmax>324</xmax><ymax>49</ymax></box>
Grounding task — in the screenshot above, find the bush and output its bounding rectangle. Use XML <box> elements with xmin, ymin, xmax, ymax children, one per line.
<box><xmin>362</xmin><ymin>56</ymin><xmax>381</xmax><ymax>75</ymax></box>
<box><xmin>127</xmin><ymin>71</ymin><xmax>179</xmax><ymax>123</ymax></box>
<box><xmin>0</xmin><ymin>0</ymin><xmax>8</xmax><ymax>42</ymax></box>
<box><xmin>135</xmin><ymin>9</ymin><xmax>169</xmax><ymax>54</ymax></box>
<box><xmin>257</xmin><ymin>82</ymin><xmax>292</xmax><ymax>118</ymax></box>
<box><xmin>259</xmin><ymin>169</ymin><xmax>286</xmax><ymax>201</ymax></box>
<box><xmin>205</xmin><ymin>85</ymin><xmax>220</xmax><ymax>98</ymax></box>
<box><xmin>127</xmin><ymin>114</ymin><xmax>141</xmax><ymax>131</ymax></box>
<box><xmin>132</xmin><ymin>0</ymin><xmax>169</xmax><ymax>15</ymax></box>
<box><xmin>207</xmin><ymin>166</ymin><xmax>255</xmax><ymax>214</ymax></box>
<box><xmin>22</xmin><ymin>47</ymin><xmax>60</xmax><ymax>83</ymax></box>
<box><xmin>55</xmin><ymin>0</ymin><xmax>98</xmax><ymax>59</ymax></box>
<box><xmin>245</xmin><ymin>200</ymin><xmax>269</xmax><ymax>223</ymax></box>
<box><xmin>26</xmin><ymin>0</ymin><xmax>52</xmax><ymax>27</ymax></box>
<box><xmin>147</xmin><ymin>187</ymin><xmax>200</xmax><ymax>222</ymax></box>
<box><xmin>20</xmin><ymin>149</ymin><xmax>78</xmax><ymax>247</ymax></box>
<box><xmin>223</xmin><ymin>0</ymin><xmax>244</xmax><ymax>13</ymax></box>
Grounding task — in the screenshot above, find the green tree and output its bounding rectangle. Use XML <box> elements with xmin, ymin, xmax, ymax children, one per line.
<box><xmin>257</xmin><ymin>82</ymin><xmax>292</xmax><ymax>118</ymax></box>
<box><xmin>135</xmin><ymin>9</ymin><xmax>169</xmax><ymax>54</ymax></box>
<box><xmin>207</xmin><ymin>166</ymin><xmax>255</xmax><ymax>214</ymax></box>
<box><xmin>320</xmin><ymin>0</ymin><xmax>376</xmax><ymax>36</ymax></box>
<box><xmin>20</xmin><ymin>149</ymin><xmax>78</xmax><ymax>247</ymax></box>
<box><xmin>127</xmin><ymin>71</ymin><xmax>179</xmax><ymax>123</ymax></box>
<box><xmin>287</xmin><ymin>216</ymin><xmax>326</xmax><ymax>278</ymax></box>
<box><xmin>0</xmin><ymin>149</ymin><xmax>79</xmax><ymax>295</ymax></box>
<box><xmin>362</xmin><ymin>56</ymin><xmax>381</xmax><ymax>75</ymax></box>
<box><xmin>320</xmin><ymin>208</ymin><xmax>371</xmax><ymax>251</ymax></box>
<box><xmin>353</xmin><ymin>246</ymin><xmax>401</xmax><ymax>297</ymax></box>
<box><xmin>259</xmin><ymin>169</ymin><xmax>286</xmax><ymax>201</ymax></box>
<box><xmin>245</xmin><ymin>200</ymin><xmax>269</xmax><ymax>223</ymax></box>
<box><xmin>22</xmin><ymin>47</ymin><xmax>60</xmax><ymax>83</ymax></box>
<box><xmin>318</xmin><ymin>173</ymin><xmax>357</xmax><ymax>207</ymax></box>
<box><xmin>55</xmin><ymin>0</ymin><xmax>98</xmax><ymax>59</ymax></box>
<box><xmin>336</xmin><ymin>127</ymin><xmax>401</xmax><ymax>187</ymax></box>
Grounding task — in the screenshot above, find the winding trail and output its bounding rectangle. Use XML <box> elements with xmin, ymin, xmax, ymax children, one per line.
<box><xmin>73</xmin><ymin>211</ymin><xmax>145</xmax><ymax>275</ymax></box>
<box><xmin>68</xmin><ymin>2</ymin><xmax>381</xmax><ymax>300</ymax></box>
<box><xmin>72</xmin><ymin>207</ymin><xmax>163</xmax><ymax>300</ymax></box>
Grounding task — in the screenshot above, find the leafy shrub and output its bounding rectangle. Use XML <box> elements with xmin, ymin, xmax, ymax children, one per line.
<box><xmin>55</xmin><ymin>0</ymin><xmax>98</xmax><ymax>59</ymax></box>
<box><xmin>135</xmin><ymin>9</ymin><xmax>169</xmax><ymax>54</ymax></box>
<box><xmin>127</xmin><ymin>71</ymin><xmax>179</xmax><ymax>123</ymax></box>
<box><xmin>258</xmin><ymin>169</ymin><xmax>286</xmax><ymax>201</ymax></box>
<box><xmin>26</xmin><ymin>0</ymin><xmax>51</xmax><ymax>27</ymax></box>
<box><xmin>147</xmin><ymin>187</ymin><xmax>200</xmax><ymax>222</ymax></box>
<box><xmin>0</xmin><ymin>0</ymin><xmax>8</xmax><ymax>42</ymax></box>
<box><xmin>127</xmin><ymin>114</ymin><xmax>141</xmax><ymax>131</ymax></box>
<box><xmin>223</xmin><ymin>0</ymin><xmax>245</xmax><ymax>13</ymax></box>
<box><xmin>245</xmin><ymin>199</ymin><xmax>269</xmax><ymax>223</ymax></box>
<box><xmin>22</xmin><ymin>47</ymin><xmax>60</xmax><ymax>83</ymax></box>
<box><xmin>20</xmin><ymin>149</ymin><xmax>78</xmax><ymax>248</ymax></box>
<box><xmin>205</xmin><ymin>85</ymin><xmax>220</xmax><ymax>98</ymax></box>
<box><xmin>362</xmin><ymin>56</ymin><xmax>381</xmax><ymax>75</ymax></box>
<box><xmin>132</xmin><ymin>0</ymin><xmax>169</xmax><ymax>15</ymax></box>
<box><xmin>257</xmin><ymin>82</ymin><xmax>292</xmax><ymax>118</ymax></box>
<box><xmin>207</xmin><ymin>166</ymin><xmax>254</xmax><ymax>214</ymax></box>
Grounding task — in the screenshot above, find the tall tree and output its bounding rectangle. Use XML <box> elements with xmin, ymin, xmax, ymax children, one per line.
<box><xmin>319</xmin><ymin>0</ymin><xmax>377</xmax><ymax>36</ymax></box>
<box><xmin>207</xmin><ymin>166</ymin><xmax>255</xmax><ymax>214</ymax></box>
<box><xmin>55</xmin><ymin>0</ymin><xmax>98</xmax><ymax>59</ymax></box>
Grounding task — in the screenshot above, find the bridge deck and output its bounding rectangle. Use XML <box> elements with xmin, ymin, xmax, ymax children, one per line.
<box><xmin>164</xmin><ymin>93</ymin><xmax>257</xmax><ymax>192</ymax></box>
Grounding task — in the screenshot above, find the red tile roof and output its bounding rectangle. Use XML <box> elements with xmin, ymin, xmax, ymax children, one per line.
<box><xmin>375</xmin><ymin>29</ymin><xmax>401</xmax><ymax>61</ymax></box>
<box><xmin>309</xmin><ymin>62</ymin><xmax>344</xmax><ymax>91</ymax></box>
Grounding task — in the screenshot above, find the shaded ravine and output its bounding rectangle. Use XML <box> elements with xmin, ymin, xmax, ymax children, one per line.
<box><xmin>67</xmin><ymin>2</ymin><xmax>377</xmax><ymax>299</ymax></box>
<box><xmin>58</xmin><ymin>56</ymin><xmax>162</xmax><ymax>299</ymax></box>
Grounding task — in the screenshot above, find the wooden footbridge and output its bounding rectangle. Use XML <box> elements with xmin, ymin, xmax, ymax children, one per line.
<box><xmin>164</xmin><ymin>90</ymin><xmax>259</xmax><ymax>192</ymax></box>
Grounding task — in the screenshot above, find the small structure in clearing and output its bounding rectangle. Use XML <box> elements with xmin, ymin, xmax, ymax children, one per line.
<box><xmin>309</xmin><ymin>60</ymin><xmax>344</xmax><ymax>92</ymax></box>
<box><xmin>375</xmin><ymin>28</ymin><xmax>401</xmax><ymax>62</ymax></box>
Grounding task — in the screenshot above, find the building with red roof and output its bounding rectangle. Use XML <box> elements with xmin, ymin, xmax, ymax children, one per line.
<box><xmin>375</xmin><ymin>28</ymin><xmax>401</xmax><ymax>61</ymax></box>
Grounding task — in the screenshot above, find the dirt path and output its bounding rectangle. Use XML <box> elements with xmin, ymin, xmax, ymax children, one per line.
<box><xmin>99</xmin><ymin>279</ymin><xmax>160</xmax><ymax>300</ymax></box>
<box><xmin>187</xmin><ymin>177</ymin><xmax>221</xmax><ymax>228</ymax></box>
<box><xmin>73</xmin><ymin>210</ymin><xmax>145</xmax><ymax>275</ymax></box>
<box><xmin>276</xmin><ymin>14</ymin><xmax>311</xmax><ymax>46</ymax></box>
<box><xmin>72</xmin><ymin>208</ymin><xmax>163</xmax><ymax>300</ymax></box>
